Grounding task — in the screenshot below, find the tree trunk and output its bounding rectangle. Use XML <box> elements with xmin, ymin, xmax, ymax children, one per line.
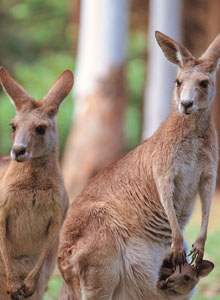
<box><xmin>142</xmin><ymin>0</ymin><xmax>182</xmax><ymax>139</ymax></box>
<box><xmin>62</xmin><ymin>0</ymin><xmax>129</xmax><ymax>201</ymax></box>
<box><xmin>67</xmin><ymin>0</ymin><xmax>80</xmax><ymax>55</ymax></box>
<box><xmin>182</xmin><ymin>0</ymin><xmax>208</xmax><ymax>57</ymax></box>
<box><xmin>183</xmin><ymin>0</ymin><xmax>220</xmax><ymax>189</ymax></box>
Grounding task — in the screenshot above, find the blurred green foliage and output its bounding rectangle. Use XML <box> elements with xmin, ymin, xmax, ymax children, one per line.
<box><xmin>43</xmin><ymin>276</ymin><xmax>63</xmax><ymax>300</ymax></box>
<box><xmin>125</xmin><ymin>32</ymin><xmax>146</xmax><ymax>151</ymax></box>
<box><xmin>0</xmin><ymin>0</ymin><xmax>146</xmax><ymax>157</ymax></box>
<box><xmin>0</xmin><ymin>0</ymin><xmax>72</xmax><ymax>69</ymax></box>
<box><xmin>0</xmin><ymin>0</ymin><xmax>74</xmax><ymax>156</ymax></box>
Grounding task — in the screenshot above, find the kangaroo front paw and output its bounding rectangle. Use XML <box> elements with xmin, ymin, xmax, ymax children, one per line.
<box><xmin>6</xmin><ymin>277</ymin><xmax>24</xmax><ymax>300</ymax></box>
<box><xmin>8</xmin><ymin>292</ymin><xmax>20</xmax><ymax>300</ymax></box>
<box><xmin>19</xmin><ymin>280</ymin><xmax>36</xmax><ymax>298</ymax></box>
<box><xmin>18</xmin><ymin>270</ymin><xmax>40</xmax><ymax>298</ymax></box>
<box><xmin>189</xmin><ymin>239</ymin><xmax>205</xmax><ymax>265</ymax></box>
<box><xmin>170</xmin><ymin>242</ymin><xmax>187</xmax><ymax>272</ymax></box>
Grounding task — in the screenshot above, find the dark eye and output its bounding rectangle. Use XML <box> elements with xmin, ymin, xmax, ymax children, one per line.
<box><xmin>175</xmin><ymin>79</ymin><xmax>181</xmax><ymax>87</ymax></box>
<box><xmin>200</xmin><ymin>80</ymin><xmax>208</xmax><ymax>88</ymax></box>
<box><xmin>184</xmin><ymin>275</ymin><xmax>190</xmax><ymax>281</ymax></box>
<box><xmin>10</xmin><ymin>124</ymin><xmax>16</xmax><ymax>133</ymax></box>
<box><xmin>36</xmin><ymin>125</ymin><xmax>46</xmax><ymax>135</ymax></box>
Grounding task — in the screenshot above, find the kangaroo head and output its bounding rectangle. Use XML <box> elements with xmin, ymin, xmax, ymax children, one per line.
<box><xmin>0</xmin><ymin>67</ymin><xmax>74</xmax><ymax>162</ymax></box>
<box><xmin>159</xmin><ymin>260</ymin><xmax>214</xmax><ymax>295</ymax></box>
<box><xmin>155</xmin><ymin>31</ymin><xmax>220</xmax><ymax>115</ymax></box>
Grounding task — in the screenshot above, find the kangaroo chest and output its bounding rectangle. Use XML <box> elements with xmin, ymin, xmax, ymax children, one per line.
<box><xmin>172</xmin><ymin>137</ymin><xmax>206</xmax><ymax>225</ymax></box>
<box><xmin>4</xmin><ymin>187</ymin><xmax>56</xmax><ymax>257</ymax></box>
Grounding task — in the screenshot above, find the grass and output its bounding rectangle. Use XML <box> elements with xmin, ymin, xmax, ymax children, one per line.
<box><xmin>43</xmin><ymin>195</ymin><xmax>220</xmax><ymax>299</ymax></box>
<box><xmin>43</xmin><ymin>275</ymin><xmax>63</xmax><ymax>300</ymax></box>
<box><xmin>185</xmin><ymin>194</ymin><xmax>220</xmax><ymax>299</ymax></box>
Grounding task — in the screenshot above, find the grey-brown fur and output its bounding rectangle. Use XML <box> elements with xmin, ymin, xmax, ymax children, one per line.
<box><xmin>58</xmin><ymin>32</ymin><xmax>219</xmax><ymax>299</ymax></box>
<box><xmin>0</xmin><ymin>67</ymin><xmax>73</xmax><ymax>299</ymax></box>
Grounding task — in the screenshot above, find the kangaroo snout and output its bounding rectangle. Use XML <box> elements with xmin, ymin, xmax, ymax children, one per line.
<box><xmin>181</xmin><ymin>100</ymin><xmax>193</xmax><ymax>109</ymax></box>
<box><xmin>11</xmin><ymin>144</ymin><xmax>28</xmax><ymax>162</ymax></box>
<box><xmin>179</xmin><ymin>100</ymin><xmax>195</xmax><ymax>114</ymax></box>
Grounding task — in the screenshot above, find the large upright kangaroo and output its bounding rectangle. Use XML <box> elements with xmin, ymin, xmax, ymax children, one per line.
<box><xmin>58</xmin><ymin>32</ymin><xmax>219</xmax><ymax>300</ymax></box>
<box><xmin>0</xmin><ymin>67</ymin><xmax>73</xmax><ymax>300</ymax></box>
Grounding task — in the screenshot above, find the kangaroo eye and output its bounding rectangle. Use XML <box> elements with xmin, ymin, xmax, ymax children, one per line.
<box><xmin>175</xmin><ymin>79</ymin><xmax>181</xmax><ymax>87</ymax></box>
<box><xmin>10</xmin><ymin>123</ymin><xmax>16</xmax><ymax>133</ymax></box>
<box><xmin>184</xmin><ymin>275</ymin><xmax>190</xmax><ymax>281</ymax></box>
<box><xmin>200</xmin><ymin>80</ymin><xmax>208</xmax><ymax>88</ymax></box>
<box><xmin>36</xmin><ymin>125</ymin><xmax>46</xmax><ymax>135</ymax></box>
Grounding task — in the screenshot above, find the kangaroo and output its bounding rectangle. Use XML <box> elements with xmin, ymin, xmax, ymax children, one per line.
<box><xmin>0</xmin><ymin>67</ymin><xmax>73</xmax><ymax>300</ymax></box>
<box><xmin>157</xmin><ymin>257</ymin><xmax>214</xmax><ymax>299</ymax></box>
<box><xmin>58</xmin><ymin>31</ymin><xmax>219</xmax><ymax>300</ymax></box>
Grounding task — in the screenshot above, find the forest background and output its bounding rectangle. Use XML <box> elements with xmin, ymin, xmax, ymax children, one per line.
<box><xmin>0</xmin><ymin>0</ymin><xmax>220</xmax><ymax>299</ymax></box>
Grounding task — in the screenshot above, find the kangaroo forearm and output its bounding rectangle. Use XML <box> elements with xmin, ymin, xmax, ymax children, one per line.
<box><xmin>0</xmin><ymin>220</ymin><xmax>15</xmax><ymax>281</ymax></box>
<box><xmin>198</xmin><ymin>174</ymin><xmax>216</xmax><ymax>241</ymax></box>
<box><xmin>26</xmin><ymin>221</ymin><xmax>61</xmax><ymax>279</ymax></box>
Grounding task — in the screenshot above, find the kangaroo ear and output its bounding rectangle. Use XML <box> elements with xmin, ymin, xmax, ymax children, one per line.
<box><xmin>155</xmin><ymin>31</ymin><xmax>194</xmax><ymax>67</ymax></box>
<box><xmin>199</xmin><ymin>34</ymin><xmax>220</xmax><ymax>72</ymax></box>
<box><xmin>197</xmin><ymin>260</ymin><xmax>214</xmax><ymax>278</ymax></box>
<box><xmin>0</xmin><ymin>66</ymin><xmax>36</xmax><ymax>111</ymax></box>
<box><xmin>41</xmin><ymin>70</ymin><xmax>74</xmax><ymax>117</ymax></box>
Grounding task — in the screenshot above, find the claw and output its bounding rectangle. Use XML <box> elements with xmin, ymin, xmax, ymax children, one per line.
<box><xmin>189</xmin><ymin>239</ymin><xmax>205</xmax><ymax>267</ymax></box>
<box><xmin>191</xmin><ymin>253</ymin><xmax>196</xmax><ymax>264</ymax></box>
<box><xmin>17</xmin><ymin>284</ymin><xmax>35</xmax><ymax>298</ymax></box>
<box><xmin>179</xmin><ymin>262</ymin><xmax>182</xmax><ymax>273</ymax></box>
<box><xmin>195</xmin><ymin>251</ymin><xmax>203</xmax><ymax>264</ymax></box>
<box><xmin>189</xmin><ymin>249</ymin><xmax>203</xmax><ymax>266</ymax></box>
<box><xmin>179</xmin><ymin>253</ymin><xmax>186</xmax><ymax>273</ymax></box>
<box><xmin>170</xmin><ymin>249</ymin><xmax>186</xmax><ymax>273</ymax></box>
<box><xmin>11</xmin><ymin>293</ymin><xmax>19</xmax><ymax>300</ymax></box>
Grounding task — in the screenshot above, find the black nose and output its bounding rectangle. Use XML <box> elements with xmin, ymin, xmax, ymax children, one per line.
<box><xmin>12</xmin><ymin>145</ymin><xmax>26</xmax><ymax>157</ymax></box>
<box><xmin>181</xmin><ymin>101</ymin><xmax>193</xmax><ymax>109</ymax></box>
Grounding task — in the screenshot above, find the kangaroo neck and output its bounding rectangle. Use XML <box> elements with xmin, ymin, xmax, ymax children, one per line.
<box><xmin>6</xmin><ymin>149</ymin><xmax>60</xmax><ymax>187</ymax></box>
<box><xmin>170</xmin><ymin>107</ymin><xmax>212</xmax><ymax>138</ymax></box>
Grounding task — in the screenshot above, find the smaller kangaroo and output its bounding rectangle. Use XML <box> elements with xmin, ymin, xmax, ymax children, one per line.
<box><xmin>157</xmin><ymin>258</ymin><xmax>214</xmax><ymax>298</ymax></box>
<box><xmin>0</xmin><ymin>67</ymin><xmax>73</xmax><ymax>300</ymax></box>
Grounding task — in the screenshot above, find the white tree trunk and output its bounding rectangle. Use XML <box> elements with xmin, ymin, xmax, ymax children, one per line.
<box><xmin>142</xmin><ymin>0</ymin><xmax>182</xmax><ymax>139</ymax></box>
<box><xmin>62</xmin><ymin>0</ymin><xmax>129</xmax><ymax>201</ymax></box>
<box><xmin>75</xmin><ymin>0</ymin><xmax>128</xmax><ymax>101</ymax></box>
